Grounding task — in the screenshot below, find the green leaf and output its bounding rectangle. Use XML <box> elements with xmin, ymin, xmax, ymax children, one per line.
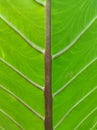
<box><xmin>0</xmin><ymin>0</ymin><xmax>45</xmax><ymax>129</ymax></box>
<box><xmin>0</xmin><ymin>0</ymin><xmax>97</xmax><ymax>130</ymax></box>
<box><xmin>52</xmin><ymin>0</ymin><xmax>97</xmax><ymax>130</ymax></box>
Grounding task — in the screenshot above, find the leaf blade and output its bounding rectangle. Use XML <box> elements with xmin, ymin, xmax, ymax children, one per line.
<box><xmin>0</xmin><ymin>0</ymin><xmax>45</xmax><ymax>129</ymax></box>
<box><xmin>52</xmin><ymin>0</ymin><xmax>97</xmax><ymax>129</ymax></box>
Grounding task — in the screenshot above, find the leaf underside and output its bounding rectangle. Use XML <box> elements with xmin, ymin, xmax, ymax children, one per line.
<box><xmin>0</xmin><ymin>0</ymin><xmax>97</xmax><ymax>130</ymax></box>
<box><xmin>52</xmin><ymin>0</ymin><xmax>97</xmax><ymax>130</ymax></box>
<box><xmin>0</xmin><ymin>0</ymin><xmax>45</xmax><ymax>129</ymax></box>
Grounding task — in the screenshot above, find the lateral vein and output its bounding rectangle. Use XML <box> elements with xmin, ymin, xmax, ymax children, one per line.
<box><xmin>90</xmin><ymin>121</ymin><xmax>97</xmax><ymax>130</ymax></box>
<box><xmin>0</xmin><ymin>84</ymin><xmax>44</xmax><ymax>121</ymax></box>
<box><xmin>0</xmin><ymin>109</ymin><xmax>24</xmax><ymax>130</ymax></box>
<box><xmin>53</xmin><ymin>57</ymin><xmax>97</xmax><ymax>97</ymax></box>
<box><xmin>0</xmin><ymin>58</ymin><xmax>44</xmax><ymax>91</ymax></box>
<box><xmin>54</xmin><ymin>86</ymin><xmax>97</xmax><ymax>129</ymax></box>
<box><xmin>0</xmin><ymin>15</ymin><xmax>44</xmax><ymax>54</ymax></box>
<box><xmin>52</xmin><ymin>15</ymin><xmax>97</xmax><ymax>59</ymax></box>
<box><xmin>0</xmin><ymin>126</ymin><xmax>5</xmax><ymax>130</ymax></box>
<box><xmin>74</xmin><ymin>107</ymin><xmax>97</xmax><ymax>130</ymax></box>
<box><xmin>35</xmin><ymin>0</ymin><xmax>46</xmax><ymax>6</ymax></box>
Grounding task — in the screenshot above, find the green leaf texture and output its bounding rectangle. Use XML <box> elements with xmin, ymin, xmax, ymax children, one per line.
<box><xmin>0</xmin><ymin>0</ymin><xmax>97</xmax><ymax>130</ymax></box>
<box><xmin>0</xmin><ymin>0</ymin><xmax>45</xmax><ymax>130</ymax></box>
<box><xmin>52</xmin><ymin>0</ymin><xmax>97</xmax><ymax>130</ymax></box>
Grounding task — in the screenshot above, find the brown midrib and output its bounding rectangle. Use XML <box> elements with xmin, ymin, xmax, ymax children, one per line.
<box><xmin>44</xmin><ymin>0</ymin><xmax>53</xmax><ymax>130</ymax></box>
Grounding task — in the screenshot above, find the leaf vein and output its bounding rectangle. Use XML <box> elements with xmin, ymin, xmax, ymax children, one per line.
<box><xmin>0</xmin><ymin>109</ymin><xmax>24</xmax><ymax>130</ymax></box>
<box><xmin>0</xmin><ymin>15</ymin><xmax>44</xmax><ymax>54</ymax></box>
<box><xmin>90</xmin><ymin>121</ymin><xmax>97</xmax><ymax>130</ymax></box>
<box><xmin>0</xmin><ymin>84</ymin><xmax>44</xmax><ymax>121</ymax></box>
<box><xmin>53</xmin><ymin>57</ymin><xmax>97</xmax><ymax>97</ymax></box>
<box><xmin>54</xmin><ymin>86</ymin><xmax>97</xmax><ymax>129</ymax></box>
<box><xmin>52</xmin><ymin>15</ymin><xmax>97</xmax><ymax>59</ymax></box>
<box><xmin>0</xmin><ymin>126</ymin><xmax>5</xmax><ymax>130</ymax></box>
<box><xmin>74</xmin><ymin>107</ymin><xmax>97</xmax><ymax>130</ymax></box>
<box><xmin>0</xmin><ymin>58</ymin><xmax>44</xmax><ymax>91</ymax></box>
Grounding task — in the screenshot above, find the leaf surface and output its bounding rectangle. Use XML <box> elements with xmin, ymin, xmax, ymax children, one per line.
<box><xmin>0</xmin><ymin>0</ymin><xmax>97</xmax><ymax>130</ymax></box>
<box><xmin>0</xmin><ymin>0</ymin><xmax>45</xmax><ymax>129</ymax></box>
<box><xmin>52</xmin><ymin>0</ymin><xmax>97</xmax><ymax>129</ymax></box>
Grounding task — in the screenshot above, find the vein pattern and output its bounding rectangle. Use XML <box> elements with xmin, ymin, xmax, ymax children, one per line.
<box><xmin>0</xmin><ymin>58</ymin><xmax>44</xmax><ymax>91</ymax></box>
<box><xmin>0</xmin><ymin>109</ymin><xmax>24</xmax><ymax>130</ymax></box>
<box><xmin>0</xmin><ymin>84</ymin><xmax>44</xmax><ymax>121</ymax></box>
<box><xmin>54</xmin><ymin>86</ymin><xmax>97</xmax><ymax>129</ymax></box>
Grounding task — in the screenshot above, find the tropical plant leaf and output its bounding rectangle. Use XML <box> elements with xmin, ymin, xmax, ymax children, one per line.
<box><xmin>52</xmin><ymin>0</ymin><xmax>97</xmax><ymax>130</ymax></box>
<box><xmin>0</xmin><ymin>0</ymin><xmax>97</xmax><ymax>130</ymax></box>
<box><xmin>0</xmin><ymin>0</ymin><xmax>45</xmax><ymax>129</ymax></box>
